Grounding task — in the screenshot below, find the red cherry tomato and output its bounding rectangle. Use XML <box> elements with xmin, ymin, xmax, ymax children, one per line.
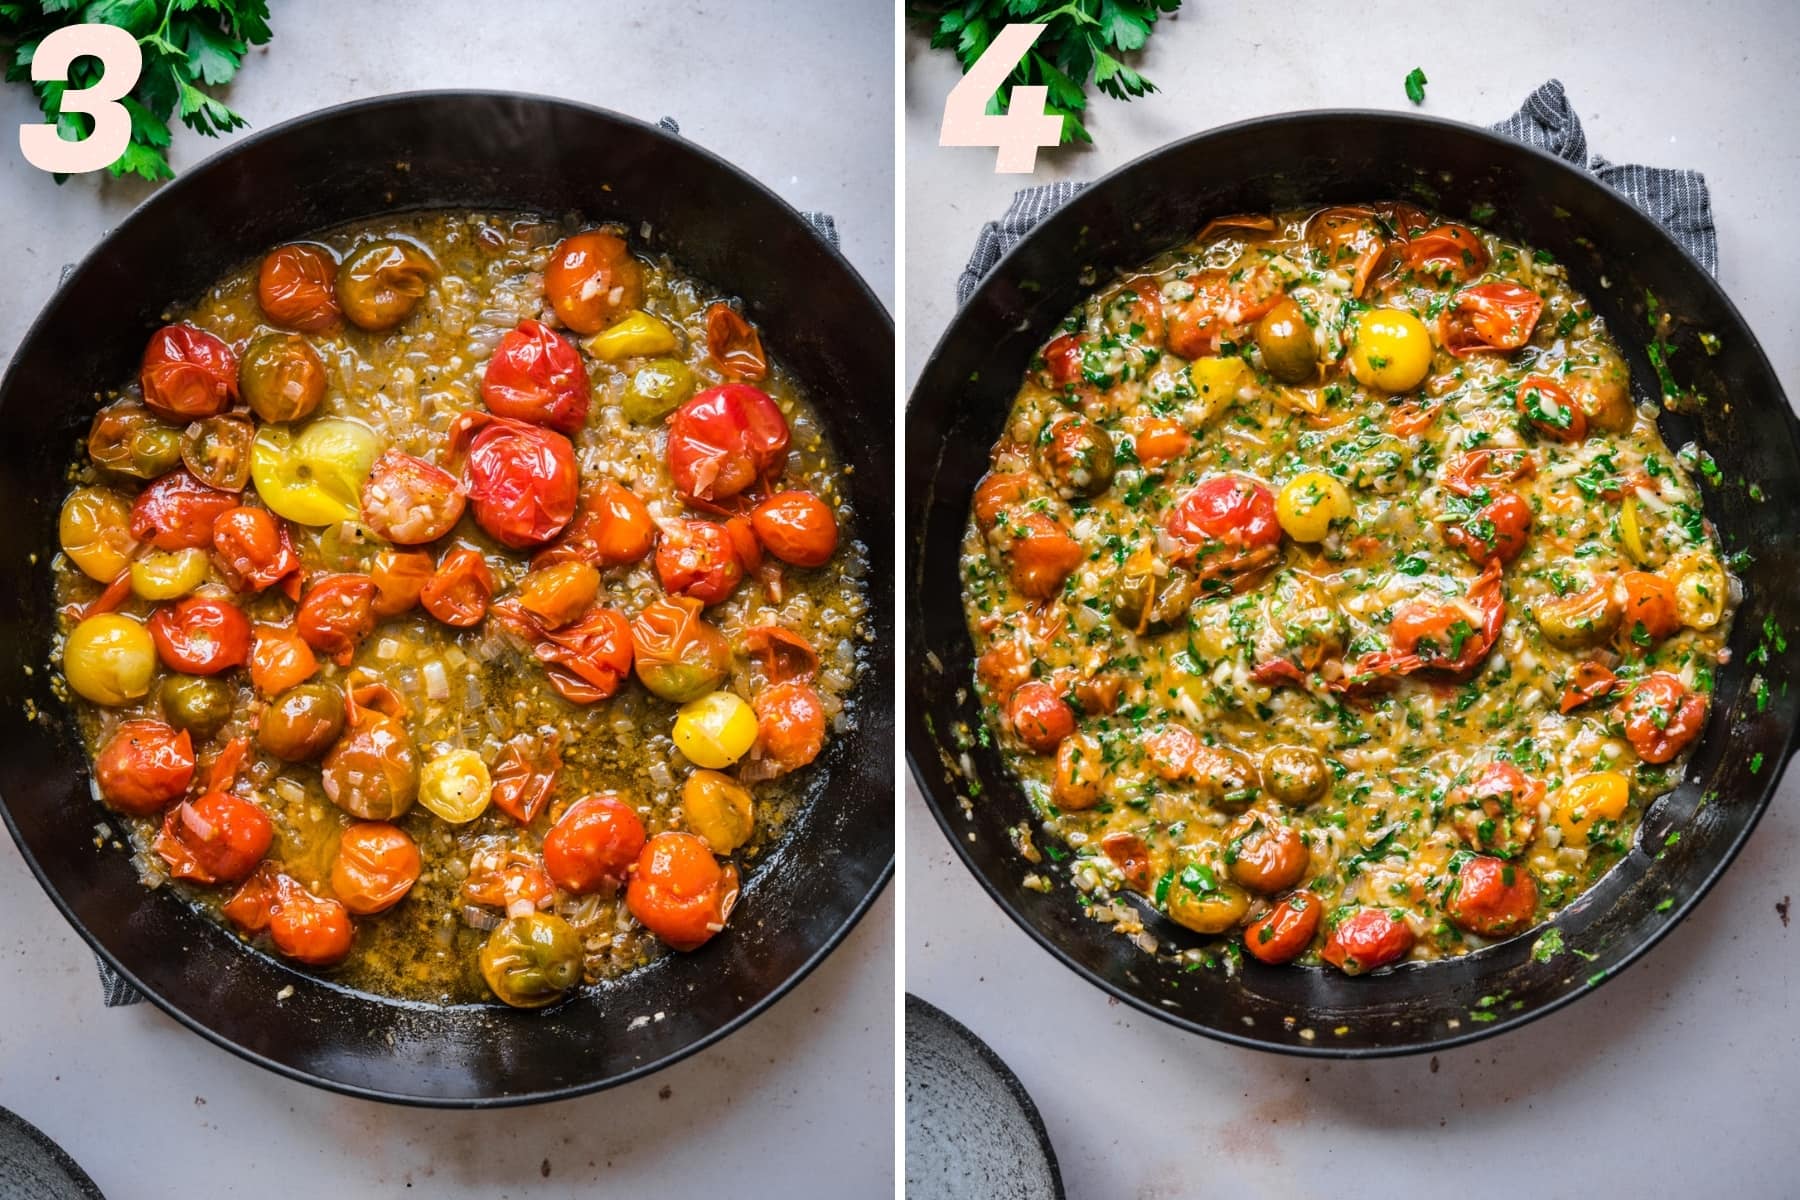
<box><xmin>482</xmin><ymin>318</ymin><xmax>590</xmax><ymax>434</ymax></box>
<box><xmin>1441</xmin><ymin>448</ymin><xmax>1536</xmax><ymax>497</ymax></box>
<box><xmin>449</xmin><ymin>412</ymin><xmax>579</xmax><ymax>549</ymax></box>
<box><xmin>704</xmin><ymin>303</ymin><xmax>768</xmax><ymax>382</ymax></box>
<box><xmin>751</xmin><ymin>490</ymin><xmax>839</xmax><ymax>568</ymax></box>
<box><xmin>543</xmin><ymin>794</ymin><xmax>647</xmax><ymax>894</ymax></box>
<box><xmin>139</xmin><ymin>323</ymin><xmax>238</xmax><ymax>421</ymax></box>
<box><xmin>1395</xmin><ymin>224</ymin><xmax>1490</xmax><ymax>282</ymax></box>
<box><xmin>489</xmin><ymin>732</ymin><xmax>562</xmax><ymax>825</ymax></box>
<box><xmin>1165</xmin><ymin>475</ymin><xmax>1282</xmax><ymax>553</ymax></box>
<box><xmin>666</xmin><ymin>384</ymin><xmax>791</xmax><ymax>503</ymax></box>
<box><xmin>1007</xmin><ymin>680</ymin><xmax>1074</xmax><ymax>754</ymax></box>
<box><xmin>626</xmin><ymin>832</ymin><xmax>739</xmax><ymax>951</ymax></box>
<box><xmin>1243</xmin><ymin>891</ymin><xmax>1322</xmax><ymax>965</ymax></box>
<box><xmin>257</xmin><ymin>244</ymin><xmax>342</xmax><ymax>332</ymax></box>
<box><xmin>95</xmin><ymin>719</ymin><xmax>195</xmax><ymax>815</ymax></box>
<box><xmin>534</xmin><ymin>481</ymin><xmax>657</xmax><ymax>569</ymax></box>
<box><xmin>148</xmin><ymin>595</ymin><xmax>251</xmax><ymax>675</ymax></box>
<box><xmin>369</xmin><ymin>548</ymin><xmax>434</xmax><ymax>617</ymax></box>
<box><xmin>155</xmin><ymin>788</ymin><xmax>272</xmax><ymax>885</ymax></box>
<box><xmin>754</xmin><ymin>680</ymin><xmax>826</xmax><ymax>773</ymax></box>
<box><xmin>212</xmin><ymin>505</ymin><xmax>300</xmax><ymax>593</ymax></box>
<box><xmin>129</xmin><ymin>469</ymin><xmax>237</xmax><ymax>550</ymax></box>
<box><xmin>296</xmin><ymin>574</ymin><xmax>376</xmax><ymax>667</ymax></box>
<box><xmin>544</xmin><ymin>231</ymin><xmax>643</xmax><ymax>334</ymax></box>
<box><xmin>655</xmin><ymin>519</ymin><xmax>747</xmax><ymax>606</ymax></box>
<box><xmin>1445</xmin><ymin>490</ymin><xmax>1533</xmax><ymax>565</ymax></box>
<box><xmin>1447</xmin><ymin>855</ymin><xmax>1539</xmax><ymax>937</ymax></box>
<box><xmin>1440</xmin><ymin>282</ymin><xmax>1543</xmax><ymax>357</ymax></box>
<box><xmin>360</xmin><ymin>450</ymin><xmax>467</xmax><ymax>545</ymax></box>
<box><xmin>532</xmin><ymin>607</ymin><xmax>634</xmax><ymax>705</ymax></box>
<box><xmin>419</xmin><ymin>546</ymin><xmax>493</xmax><ymax>628</ymax></box>
<box><xmin>1165</xmin><ymin>268</ymin><xmax>1281</xmax><ymax>359</ymax></box>
<box><xmin>1321</xmin><ymin>908</ymin><xmax>1415</xmax><ymax>975</ymax></box>
<box><xmin>1039</xmin><ymin>334</ymin><xmax>1089</xmax><ymax>388</ymax></box>
<box><xmin>331</xmin><ymin>822</ymin><xmax>422</xmax><ymax>915</ymax></box>
<box><xmin>226</xmin><ymin>868</ymin><xmax>354</xmax><ymax>965</ymax></box>
<box><xmin>1620</xmin><ymin>672</ymin><xmax>1708</xmax><ymax>764</ymax></box>
<box><xmin>1516</xmin><ymin>375</ymin><xmax>1588</xmax><ymax>443</ymax></box>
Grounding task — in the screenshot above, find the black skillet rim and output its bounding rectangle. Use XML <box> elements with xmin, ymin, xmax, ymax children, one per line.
<box><xmin>0</xmin><ymin>88</ymin><xmax>894</xmax><ymax>1107</ymax></box>
<box><xmin>905</xmin><ymin>106</ymin><xmax>1798</xmax><ymax>1059</ymax></box>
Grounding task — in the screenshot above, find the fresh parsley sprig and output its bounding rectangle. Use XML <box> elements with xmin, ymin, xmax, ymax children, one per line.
<box><xmin>909</xmin><ymin>0</ymin><xmax>1182</xmax><ymax>145</ymax></box>
<box><xmin>0</xmin><ymin>0</ymin><xmax>273</xmax><ymax>183</ymax></box>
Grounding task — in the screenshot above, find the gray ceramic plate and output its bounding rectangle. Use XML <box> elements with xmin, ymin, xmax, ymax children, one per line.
<box><xmin>0</xmin><ymin>1107</ymin><xmax>103</xmax><ymax>1200</ymax></box>
<box><xmin>905</xmin><ymin>995</ymin><xmax>1064</xmax><ymax>1200</ymax></box>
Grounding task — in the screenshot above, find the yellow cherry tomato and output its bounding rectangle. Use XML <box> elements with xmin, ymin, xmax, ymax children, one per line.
<box><xmin>63</xmin><ymin>614</ymin><xmax>157</xmax><ymax>706</ymax></box>
<box><xmin>582</xmin><ymin>310</ymin><xmax>677</xmax><ymax>361</ymax></box>
<box><xmin>1669</xmin><ymin>550</ymin><xmax>1727</xmax><ymax>629</ymax></box>
<box><xmin>1275</xmin><ymin>471</ymin><xmax>1354</xmax><ymax>542</ymax></box>
<box><xmin>673</xmin><ymin>691</ymin><xmax>758</xmax><ymax>769</ymax></box>
<box><xmin>130</xmin><ymin>547</ymin><xmax>210</xmax><ymax>601</ymax></box>
<box><xmin>58</xmin><ymin>487</ymin><xmax>138</xmax><ymax>582</ymax></box>
<box><xmin>1188</xmin><ymin>356</ymin><xmax>1252</xmax><ymax>404</ymax></box>
<box><xmin>251</xmin><ymin>418</ymin><xmax>381</xmax><ymax>526</ymax></box>
<box><xmin>417</xmin><ymin>748</ymin><xmax>493</xmax><ymax>824</ymax></box>
<box><xmin>683</xmin><ymin>769</ymin><xmax>755</xmax><ymax>853</ymax></box>
<box><xmin>1618</xmin><ymin>493</ymin><xmax>1649</xmax><ymax>564</ymax></box>
<box><xmin>1553</xmin><ymin>771</ymin><xmax>1630</xmax><ymax>847</ymax></box>
<box><xmin>1348</xmin><ymin>308</ymin><xmax>1432</xmax><ymax>393</ymax></box>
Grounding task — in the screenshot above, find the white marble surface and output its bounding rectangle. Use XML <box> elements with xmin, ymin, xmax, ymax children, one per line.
<box><xmin>0</xmin><ymin>2</ymin><xmax>895</xmax><ymax>1197</ymax></box>
<box><xmin>905</xmin><ymin>3</ymin><xmax>1800</xmax><ymax>1196</ymax></box>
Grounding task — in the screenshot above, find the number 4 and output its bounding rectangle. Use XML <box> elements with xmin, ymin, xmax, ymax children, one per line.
<box><xmin>938</xmin><ymin>24</ymin><xmax>1063</xmax><ymax>174</ymax></box>
<box><xmin>18</xmin><ymin>23</ymin><xmax>142</xmax><ymax>175</ymax></box>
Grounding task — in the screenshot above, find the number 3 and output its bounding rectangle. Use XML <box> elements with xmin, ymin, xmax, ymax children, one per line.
<box><xmin>18</xmin><ymin>24</ymin><xmax>142</xmax><ymax>174</ymax></box>
<box><xmin>938</xmin><ymin>24</ymin><xmax>1063</xmax><ymax>175</ymax></box>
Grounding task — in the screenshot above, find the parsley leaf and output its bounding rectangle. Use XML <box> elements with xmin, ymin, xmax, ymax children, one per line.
<box><xmin>1404</xmin><ymin>67</ymin><xmax>1428</xmax><ymax>104</ymax></box>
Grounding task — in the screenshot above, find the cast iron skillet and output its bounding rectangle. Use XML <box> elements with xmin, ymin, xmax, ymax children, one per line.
<box><xmin>907</xmin><ymin>110</ymin><xmax>1800</xmax><ymax>1056</ymax></box>
<box><xmin>0</xmin><ymin>92</ymin><xmax>894</xmax><ymax>1104</ymax></box>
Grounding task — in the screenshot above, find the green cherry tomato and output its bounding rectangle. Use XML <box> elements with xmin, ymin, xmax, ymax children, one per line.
<box><xmin>479</xmin><ymin>913</ymin><xmax>584</xmax><ymax>1009</ymax></box>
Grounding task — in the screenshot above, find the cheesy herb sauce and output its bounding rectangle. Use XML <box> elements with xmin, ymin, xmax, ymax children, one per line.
<box><xmin>962</xmin><ymin>205</ymin><xmax>1735</xmax><ymax>975</ymax></box>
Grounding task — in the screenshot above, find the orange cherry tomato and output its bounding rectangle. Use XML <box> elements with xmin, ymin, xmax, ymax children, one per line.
<box><xmin>1321</xmin><ymin>908</ymin><xmax>1415</xmax><ymax>975</ymax></box>
<box><xmin>750</xmin><ymin>490</ymin><xmax>839</xmax><ymax>568</ymax></box>
<box><xmin>257</xmin><ymin>243</ymin><xmax>342</xmax><ymax>332</ymax></box>
<box><xmin>1617</xmin><ymin>571</ymin><xmax>1681</xmax><ymax>646</ymax></box>
<box><xmin>705</xmin><ymin>302</ymin><xmax>768</xmax><ymax>382</ymax></box>
<box><xmin>1100</xmin><ymin>830</ymin><xmax>1155</xmax><ymax>893</ymax></box>
<box><xmin>1109</xmin><ymin>275</ymin><xmax>1166</xmax><ymax>346</ymax></box>
<box><xmin>482</xmin><ymin>318</ymin><xmax>590</xmax><ymax>435</ymax></box>
<box><xmin>448</xmin><ymin>412</ymin><xmax>580</xmax><ymax>549</ymax></box>
<box><xmin>1006</xmin><ymin>680</ymin><xmax>1073</xmax><ymax>753</ymax></box>
<box><xmin>666</xmin><ymin>384</ymin><xmax>791</xmax><ymax>503</ymax></box>
<box><xmin>225</xmin><ymin>869</ymin><xmax>355</xmax><ymax>965</ymax></box>
<box><xmin>542</xmin><ymin>794</ymin><xmax>647</xmax><ymax>894</ymax></box>
<box><xmin>742</xmin><ymin>625</ymin><xmax>820</xmax><ymax>686</ymax></box>
<box><xmin>155</xmin><ymin>788</ymin><xmax>272</xmax><ymax>885</ymax></box>
<box><xmin>753</xmin><ymin>680</ymin><xmax>826</xmax><ymax>773</ymax></box>
<box><xmin>1448</xmin><ymin>761</ymin><xmax>1545</xmax><ymax>857</ymax></box>
<box><xmin>975</xmin><ymin>639</ymin><xmax>1032</xmax><ymax>702</ymax></box>
<box><xmin>1038</xmin><ymin>333</ymin><xmax>1089</xmax><ymax>389</ymax></box>
<box><xmin>1243</xmin><ymin>891</ymin><xmax>1321</xmax><ymax>965</ymax></box>
<box><xmin>129</xmin><ymin>469</ymin><xmax>237</xmax><ymax>550</ymax></box>
<box><xmin>1395</xmin><ymin>223</ymin><xmax>1490</xmax><ymax>282</ymax></box>
<box><xmin>534</xmin><ymin>480</ymin><xmax>657</xmax><ymax>569</ymax></box>
<box><xmin>1224</xmin><ymin>813</ymin><xmax>1310</xmax><ymax>894</ymax></box>
<box><xmin>360</xmin><ymin>450</ymin><xmax>467</xmax><ymax>545</ymax></box>
<box><xmin>489</xmin><ymin>732</ymin><xmax>563</xmax><ymax>825</ymax></box>
<box><xmin>248</xmin><ymin>622</ymin><xmax>318</xmax><ymax>695</ymax></box>
<box><xmin>138</xmin><ymin>323</ymin><xmax>238</xmax><ymax>422</ymax></box>
<box><xmin>1559</xmin><ymin>660</ymin><xmax>1619</xmax><ymax>714</ymax></box>
<box><xmin>655</xmin><ymin>519</ymin><xmax>747</xmax><ymax>606</ymax></box>
<box><xmin>1305</xmin><ymin>206</ymin><xmax>1386</xmax><ymax>296</ymax></box>
<box><xmin>1007</xmin><ymin>513</ymin><xmax>1084</xmax><ymax>601</ymax></box>
<box><xmin>331</xmin><ymin>822</ymin><xmax>422</xmax><ymax>915</ymax></box>
<box><xmin>544</xmin><ymin>231</ymin><xmax>643</xmax><ymax>334</ymax></box>
<box><xmin>369</xmin><ymin>548</ymin><xmax>434</xmax><ymax>617</ymax></box>
<box><xmin>419</xmin><ymin>546</ymin><xmax>493</xmax><ymax>628</ymax></box>
<box><xmin>1145</xmin><ymin>724</ymin><xmax>1203</xmax><ymax>780</ymax></box>
<box><xmin>212</xmin><ymin>505</ymin><xmax>300</xmax><ymax>593</ymax></box>
<box><xmin>1132</xmin><ymin>417</ymin><xmax>1191</xmax><ymax>466</ymax></box>
<box><xmin>463</xmin><ymin>846</ymin><xmax>556</xmax><ymax>911</ymax></box>
<box><xmin>1620</xmin><ymin>672</ymin><xmax>1708</xmax><ymax>764</ymax></box>
<box><xmin>1165</xmin><ymin>267</ymin><xmax>1282</xmax><ymax>358</ymax></box>
<box><xmin>296</xmin><ymin>574</ymin><xmax>376</xmax><ymax>666</ymax></box>
<box><xmin>1440</xmin><ymin>282</ymin><xmax>1543</xmax><ymax>357</ymax></box>
<box><xmin>1516</xmin><ymin>374</ymin><xmax>1587</xmax><ymax>442</ymax></box>
<box><xmin>625</xmin><ymin>832</ymin><xmax>739</xmax><ymax>951</ymax></box>
<box><xmin>971</xmin><ymin>471</ymin><xmax>1034</xmax><ymax>531</ymax></box>
<box><xmin>516</xmin><ymin>561</ymin><xmax>600</xmax><ymax>630</ymax></box>
<box><xmin>632</xmin><ymin>595</ymin><xmax>732</xmax><ymax>703</ymax></box>
<box><xmin>1446</xmin><ymin>855</ymin><xmax>1538</xmax><ymax>937</ymax></box>
<box><xmin>1445</xmin><ymin>490</ymin><xmax>1532</xmax><ymax>565</ymax></box>
<box><xmin>94</xmin><ymin>719</ymin><xmax>195</xmax><ymax>815</ymax></box>
<box><xmin>1441</xmin><ymin>448</ymin><xmax>1535</xmax><ymax>497</ymax></box>
<box><xmin>148</xmin><ymin>595</ymin><xmax>251</xmax><ymax>675</ymax></box>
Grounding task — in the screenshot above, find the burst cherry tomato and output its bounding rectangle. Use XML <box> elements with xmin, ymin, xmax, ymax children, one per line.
<box><xmin>449</xmin><ymin>412</ymin><xmax>579</xmax><ymax>549</ymax></box>
<box><xmin>1620</xmin><ymin>672</ymin><xmax>1708</xmax><ymax>764</ymax></box>
<box><xmin>257</xmin><ymin>243</ymin><xmax>342</xmax><ymax>332</ymax></box>
<box><xmin>1165</xmin><ymin>475</ymin><xmax>1282</xmax><ymax>553</ymax></box>
<box><xmin>632</xmin><ymin>595</ymin><xmax>732</xmax><ymax>703</ymax></box>
<box><xmin>139</xmin><ymin>323</ymin><xmax>238</xmax><ymax>421</ymax></box>
<box><xmin>1164</xmin><ymin>268</ymin><xmax>1281</xmax><ymax>359</ymax></box>
<box><xmin>704</xmin><ymin>303</ymin><xmax>768</xmax><ymax>382</ymax></box>
<box><xmin>488</xmin><ymin>732</ymin><xmax>562</xmax><ymax>825</ymax></box>
<box><xmin>462</xmin><ymin>846</ymin><xmax>555</xmax><ymax>910</ymax></box>
<box><xmin>655</xmin><ymin>519</ymin><xmax>747</xmax><ymax>606</ymax></box>
<box><xmin>751</xmin><ymin>490</ymin><xmax>839</xmax><ymax>568</ymax></box>
<box><xmin>248</xmin><ymin>622</ymin><xmax>318</xmax><ymax>695</ymax></box>
<box><xmin>754</xmin><ymin>681</ymin><xmax>826</xmax><ymax>773</ymax></box>
<box><xmin>369</xmin><ymin>548</ymin><xmax>433</xmax><ymax>616</ymax></box>
<box><xmin>148</xmin><ymin>595</ymin><xmax>251</xmax><ymax>675</ymax></box>
<box><xmin>532</xmin><ymin>607</ymin><xmax>634</xmax><ymax>704</ymax></box>
<box><xmin>155</xmin><ymin>789</ymin><xmax>272</xmax><ymax>885</ymax></box>
<box><xmin>1321</xmin><ymin>908</ymin><xmax>1415</xmax><ymax>975</ymax></box>
<box><xmin>544</xmin><ymin>230</ymin><xmax>643</xmax><ymax>334</ymax></box>
<box><xmin>1441</xmin><ymin>448</ymin><xmax>1536</xmax><ymax>496</ymax></box>
<box><xmin>1007</xmin><ymin>514</ymin><xmax>1084</xmax><ymax>601</ymax></box>
<box><xmin>482</xmin><ymin>319</ymin><xmax>590</xmax><ymax>434</ymax></box>
<box><xmin>534</xmin><ymin>481</ymin><xmax>656</xmax><ymax>569</ymax></box>
<box><xmin>1039</xmin><ymin>334</ymin><xmax>1088</xmax><ymax>388</ymax></box>
<box><xmin>360</xmin><ymin>450</ymin><xmax>467</xmax><ymax>544</ymax></box>
<box><xmin>1617</xmin><ymin>570</ymin><xmax>1681</xmax><ymax>645</ymax></box>
<box><xmin>419</xmin><ymin>546</ymin><xmax>493</xmax><ymax>627</ymax></box>
<box><xmin>129</xmin><ymin>469</ymin><xmax>236</xmax><ymax>550</ymax></box>
<box><xmin>625</xmin><ymin>832</ymin><xmax>739</xmax><ymax>951</ymax></box>
<box><xmin>1447</xmin><ymin>855</ymin><xmax>1539</xmax><ymax>937</ymax></box>
<box><xmin>1243</xmin><ymin>891</ymin><xmax>1321</xmax><ymax>966</ymax></box>
<box><xmin>666</xmin><ymin>384</ymin><xmax>791</xmax><ymax>503</ymax></box>
<box><xmin>1396</xmin><ymin>224</ymin><xmax>1490</xmax><ymax>282</ymax></box>
<box><xmin>971</xmin><ymin>471</ymin><xmax>1033</xmax><ymax>531</ymax></box>
<box><xmin>1007</xmin><ymin>680</ymin><xmax>1073</xmax><ymax>753</ymax></box>
<box><xmin>1440</xmin><ymin>282</ymin><xmax>1543</xmax><ymax>356</ymax></box>
<box><xmin>226</xmin><ymin>869</ymin><xmax>354</xmax><ymax>964</ymax></box>
<box><xmin>296</xmin><ymin>574</ymin><xmax>376</xmax><ymax>666</ymax></box>
<box><xmin>543</xmin><ymin>794</ymin><xmax>647</xmax><ymax>894</ymax></box>
<box><xmin>331</xmin><ymin>822</ymin><xmax>422</xmax><ymax>915</ymax></box>
<box><xmin>212</xmin><ymin>505</ymin><xmax>300</xmax><ymax>593</ymax></box>
<box><xmin>1516</xmin><ymin>375</ymin><xmax>1587</xmax><ymax>442</ymax></box>
<box><xmin>1446</xmin><ymin>490</ymin><xmax>1533</xmax><ymax>564</ymax></box>
<box><xmin>94</xmin><ymin>719</ymin><xmax>195</xmax><ymax>815</ymax></box>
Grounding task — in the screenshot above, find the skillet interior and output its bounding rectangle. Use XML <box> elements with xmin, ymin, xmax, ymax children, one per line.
<box><xmin>906</xmin><ymin>110</ymin><xmax>1799</xmax><ymax>1056</ymax></box>
<box><xmin>0</xmin><ymin>91</ymin><xmax>894</xmax><ymax>1104</ymax></box>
